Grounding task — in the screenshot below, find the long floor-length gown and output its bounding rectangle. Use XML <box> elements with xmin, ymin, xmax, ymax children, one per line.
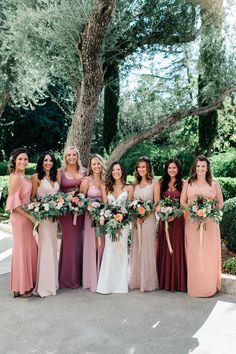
<box><xmin>157</xmin><ymin>189</ymin><xmax>187</xmax><ymax>292</ymax></box>
<box><xmin>129</xmin><ymin>183</ymin><xmax>158</xmax><ymax>292</ymax></box>
<box><xmin>97</xmin><ymin>191</ymin><xmax>129</xmax><ymax>294</ymax></box>
<box><xmin>83</xmin><ymin>180</ymin><xmax>105</xmax><ymax>292</ymax></box>
<box><xmin>59</xmin><ymin>173</ymin><xmax>84</xmax><ymax>289</ymax></box>
<box><xmin>6</xmin><ymin>178</ymin><xmax>37</xmax><ymax>295</ymax></box>
<box><xmin>33</xmin><ymin>177</ymin><xmax>59</xmax><ymax>297</ymax></box>
<box><xmin>181</xmin><ymin>180</ymin><xmax>223</xmax><ymax>297</ymax></box>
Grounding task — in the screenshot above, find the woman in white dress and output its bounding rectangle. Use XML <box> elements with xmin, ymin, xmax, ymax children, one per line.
<box><xmin>31</xmin><ymin>151</ymin><xmax>59</xmax><ymax>297</ymax></box>
<box><xmin>97</xmin><ymin>162</ymin><xmax>133</xmax><ymax>294</ymax></box>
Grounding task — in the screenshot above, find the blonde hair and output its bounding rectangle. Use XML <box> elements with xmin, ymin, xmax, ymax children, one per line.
<box><xmin>88</xmin><ymin>154</ymin><xmax>106</xmax><ymax>180</ymax></box>
<box><xmin>63</xmin><ymin>146</ymin><xmax>82</xmax><ymax>171</ymax></box>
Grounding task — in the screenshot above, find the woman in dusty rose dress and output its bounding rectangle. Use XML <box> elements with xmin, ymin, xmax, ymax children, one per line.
<box><xmin>180</xmin><ymin>155</ymin><xmax>223</xmax><ymax>297</ymax></box>
<box><xmin>6</xmin><ymin>148</ymin><xmax>37</xmax><ymax>297</ymax></box>
<box><xmin>129</xmin><ymin>156</ymin><xmax>159</xmax><ymax>292</ymax></box>
<box><xmin>58</xmin><ymin>146</ymin><xmax>87</xmax><ymax>289</ymax></box>
<box><xmin>80</xmin><ymin>154</ymin><xmax>106</xmax><ymax>292</ymax></box>
<box><xmin>31</xmin><ymin>151</ymin><xmax>59</xmax><ymax>297</ymax></box>
<box><xmin>157</xmin><ymin>159</ymin><xmax>187</xmax><ymax>292</ymax></box>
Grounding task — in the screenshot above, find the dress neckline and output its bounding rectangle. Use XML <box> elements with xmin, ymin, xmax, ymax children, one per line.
<box><xmin>43</xmin><ymin>177</ymin><xmax>59</xmax><ymax>189</ymax></box>
<box><xmin>137</xmin><ymin>182</ymin><xmax>152</xmax><ymax>190</ymax></box>
<box><xmin>109</xmin><ymin>190</ymin><xmax>128</xmax><ymax>201</ymax></box>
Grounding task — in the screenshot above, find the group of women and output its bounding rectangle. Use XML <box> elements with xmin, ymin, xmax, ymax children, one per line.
<box><xmin>6</xmin><ymin>146</ymin><xmax>223</xmax><ymax>299</ymax></box>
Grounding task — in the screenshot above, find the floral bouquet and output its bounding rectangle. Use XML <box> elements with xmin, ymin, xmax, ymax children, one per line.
<box><xmin>155</xmin><ymin>196</ymin><xmax>184</xmax><ymax>254</ymax></box>
<box><xmin>104</xmin><ymin>205</ymin><xmax>130</xmax><ymax>242</ymax></box>
<box><xmin>87</xmin><ymin>200</ymin><xmax>106</xmax><ymax>237</ymax></box>
<box><xmin>65</xmin><ymin>190</ymin><xmax>87</xmax><ymax>225</ymax></box>
<box><xmin>155</xmin><ymin>196</ymin><xmax>183</xmax><ymax>222</ymax></box>
<box><xmin>188</xmin><ymin>195</ymin><xmax>223</xmax><ymax>246</ymax></box>
<box><xmin>127</xmin><ymin>199</ymin><xmax>154</xmax><ymax>252</ymax></box>
<box><xmin>188</xmin><ymin>195</ymin><xmax>222</xmax><ymax>225</ymax></box>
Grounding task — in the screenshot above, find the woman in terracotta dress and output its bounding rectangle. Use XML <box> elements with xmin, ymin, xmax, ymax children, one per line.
<box><xmin>6</xmin><ymin>148</ymin><xmax>37</xmax><ymax>297</ymax></box>
<box><xmin>31</xmin><ymin>151</ymin><xmax>59</xmax><ymax>297</ymax></box>
<box><xmin>80</xmin><ymin>154</ymin><xmax>106</xmax><ymax>292</ymax></box>
<box><xmin>157</xmin><ymin>158</ymin><xmax>187</xmax><ymax>292</ymax></box>
<box><xmin>129</xmin><ymin>156</ymin><xmax>159</xmax><ymax>292</ymax></box>
<box><xmin>58</xmin><ymin>146</ymin><xmax>87</xmax><ymax>289</ymax></box>
<box><xmin>180</xmin><ymin>155</ymin><xmax>223</xmax><ymax>297</ymax></box>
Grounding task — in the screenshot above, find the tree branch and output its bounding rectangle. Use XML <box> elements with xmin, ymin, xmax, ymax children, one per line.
<box><xmin>107</xmin><ymin>86</ymin><xmax>236</xmax><ymax>166</ymax></box>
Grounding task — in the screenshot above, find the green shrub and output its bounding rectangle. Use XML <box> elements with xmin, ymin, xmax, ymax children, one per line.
<box><xmin>222</xmin><ymin>258</ymin><xmax>236</xmax><ymax>275</ymax></box>
<box><xmin>211</xmin><ymin>149</ymin><xmax>236</xmax><ymax>177</ymax></box>
<box><xmin>217</xmin><ymin>177</ymin><xmax>236</xmax><ymax>200</ymax></box>
<box><xmin>0</xmin><ymin>161</ymin><xmax>36</xmax><ymax>176</ymax></box>
<box><xmin>220</xmin><ymin>197</ymin><xmax>236</xmax><ymax>252</ymax></box>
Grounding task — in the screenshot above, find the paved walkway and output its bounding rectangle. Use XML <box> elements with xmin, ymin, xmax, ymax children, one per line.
<box><xmin>1</xmin><ymin>229</ymin><xmax>236</xmax><ymax>354</ymax></box>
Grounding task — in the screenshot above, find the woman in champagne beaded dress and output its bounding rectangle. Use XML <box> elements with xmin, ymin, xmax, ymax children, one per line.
<box><xmin>180</xmin><ymin>155</ymin><xmax>223</xmax><ymax>297</ymax></box>
<box><xmin>58</xmin><ymin>146</ymin><xmax>87</xmax><ymax>289</ymax></box>
<box><xmin>97</xmin><ymin>162</ymin><xmax>133</xmax><ymax>294</ymax></box>
<box><xmin>157</xmin><ymin>158</ymin><xmax>187</xmax><ymax>292</ymax></box>
<box><xmin>31</xmin><ymin>151</ymin><xmax>59</xmax><ymax>297</ymax></box>
<box><xmin>129</xmin><ymin>156</ymin><xmax>159</xmax><ymax>292</ymax></box>
<box><xmin>6</xmin><ymin>148</ymin><xmax>37</xmax><ymax>297</ymax></box>
<box><xmin>80</xmin><ymin>154</ymin><xmax>106</xmax><ymax>292</ymax></box>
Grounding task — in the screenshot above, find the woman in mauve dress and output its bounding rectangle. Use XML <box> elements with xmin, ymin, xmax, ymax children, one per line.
<box><xmin>80</xmin><ymin>154</ymin><xmax>106</xmax><ymax>292</ymax></box>
<box><xmin>5</xmin><ymin>148</ymin><xmax>37</xmax><ymax>298</ymax></box>
<box><xmin>58</xmin><ymin>146</ymin><xmax>87</xmax><ymax>289</ymax></box>
<box><xmin>129</xmin><ymin>156</ymin><xmax>159</xmax><ymax>292</ymax></box>
<box><xmin>157</xmin><ymin>158</ymin><xmax>187</xmax><ymax>292</ymax></box>
<box><xmin>180</xmin><ymin>155</ymin><xmax>223</xmax><ymax>297</ymax></box>
<box><xmin>31</xmin><ymin>151</ymin><xmax>59</xmax><ymax>297</ymax></box>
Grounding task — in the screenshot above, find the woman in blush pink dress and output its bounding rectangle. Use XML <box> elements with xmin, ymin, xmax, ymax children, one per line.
<box><xmin>129</xmin><ymin>156</ymin><xmax>159</xmax><ymax>292</ymax></box>
<box><xmin>180</xmin><ymin>155</ymin><xmax>223</xmax><ymax>297</ymax></box>
<box><xmin>80</xmin><ymin>154</ymin><xmax>106</xmax><ymax>292</ymax></box>
<box><xmin>58</xmin><ymin>146</ymin><xmax>87</xmax><ymax>289</ymax></box>
<box><xmin>31</xmin><ymin>151</ymin><xmax>59</xmax><ymax>297</ymax></box>
<box><xmin>157</xmin><ymin>159</ymin><xmax>187</xmax><ymax>292</ymax></box>
<box><xmin>5</xmin><ymin>148</ymin><xmax>37</xmax><ymax>298</ymax></box>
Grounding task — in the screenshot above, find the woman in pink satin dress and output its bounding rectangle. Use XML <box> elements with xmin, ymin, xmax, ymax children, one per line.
<box><xmin>180</xmin><ymin>155</ymin><xmax>223</xmax><ymax>297</ymax></box>
<box><xmin>31</xmin><ymin>151</ymin><xmax>59</xmax><ymax>297</ymax></box>
<box><xmin>6</xmin><ymin>148</ymin><xmax>37</xmax><ymax>298</ymax></box>
<box><xmin>80</xmin><ymin>154</ymin><xmax>106</xmax><ymax>292</ymax></box>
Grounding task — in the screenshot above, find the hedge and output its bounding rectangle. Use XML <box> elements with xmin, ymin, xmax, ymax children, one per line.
<box><xmin>220</xmin><ymin>197</ymin><xmax>236</xmax><ymax>253</ymax></box>
<box><xmin>0</xmin><ymin>162</ymin><xmax>36</xmax><ymax>176</ymax></box>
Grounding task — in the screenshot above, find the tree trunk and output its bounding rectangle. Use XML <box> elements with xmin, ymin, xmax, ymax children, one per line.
<box><xmin>107</xmin><ymin>86</ymin><xmax>236</xmax><ymax>166</ymax></box>
<box><xmin>66</xmin><ymin>0</ymin><xmax>115</xmax><ymax>166</ymax></box>
<box><xmin>103</xmin><ymin>62</ymin><xmax>119</xmax><ymax>151</ymax></box>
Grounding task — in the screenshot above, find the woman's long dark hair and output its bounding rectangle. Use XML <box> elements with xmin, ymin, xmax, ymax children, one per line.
<box><xmin>105</xmin><ymin>161</ymin><xmax>127</xmax><ymax>193</ymax></box>
<box><xmin>188</xmin><ymin>155</ymin><xmax>213</xmax><ymax>186</ymax></box>
<box><xmin>160</xmin><ymin>158</ymin><xmax>183</xmax><ymax>193</ymax></box>
<box><xmin>8</xmin><ymin>148</ymin><xmax>29</xmax><ymax>174</ymax></box>
<box><xmin>134</xmin><ymin>156</ymin><xmax>154</xmax><ymax>184</ymax></box>
<box><xmin>36</xmin><ymin>151</ymin><xmax>57</xmax><ymax>181</ymax></box>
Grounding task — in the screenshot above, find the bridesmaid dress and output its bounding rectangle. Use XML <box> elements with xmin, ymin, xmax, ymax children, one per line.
<box><xmin>83</xmin><ymin>179</ymin><xmax>105</xmax><ymax>292</ymax></box>
<box><xmin>181</xmin><ymin>180</ymin><xmax>223</xmax><ymax>297</ymax></box>
<box><xmin>59</xmin><ymin>173</ymin><xmax>85</xmax><ymax>289</ymax></box>
<box><xmin>33</xmin><ymin>177</ymin><xmax>59</xmax><ymax>297</ymax></box>
<box><xmin>97</xmin><ymin>191</ymin><xmax>129</xmax><ymax>294</ymax></box>
<box><xmin>6</xmin><ymin>178</ymin><xmax>37</xmax><ymax>295</ymax></box>
<box><xmin>129</xmin><ymin>183</ymin><xmax>158</xmax><ymax>292</ymax></box>
<box><xmin>157</xmin><ymin>189</ymin><xmax>187</xmax><ymax>292</ymax></box>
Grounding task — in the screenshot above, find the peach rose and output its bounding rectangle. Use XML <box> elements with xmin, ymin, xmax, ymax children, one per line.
<box><xmin>72</xmin><ymin>197</ymin><xmax>79</xmax><ymax>204</ymax></box>
<box><xmin>114</xmin><ymin>213</ymin><xmax>123</xmax><ymax>222</ymax></box>
<box><xmin>155</xmin><ymin>205</ymin><xmax>161</xmax><ymax>213</ymax></box>
<box><xmin>57</xmin><ymin>196</ymin><xmax>65</xmax><ymax>205</ymax></box>
<box><xmin>197</xmin><ymin>209</ymin><xmax>206</xmax><ymax>218</ymax></box>
<box><xmin>87</xmin><ymin>205</ymin><xmax>92</xmax><ymax>211</ymax></box>
<box><xmin>138</xmin><ymin>206</ymin><xmax>146</xmax><ymax>215</ymax></box>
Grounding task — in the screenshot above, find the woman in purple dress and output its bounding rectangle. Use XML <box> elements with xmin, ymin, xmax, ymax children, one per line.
<box><xmin>157</xmin><ymin>158</ymin><xmax>187</xmax><ymax>292</ymax></box>
<box><xmin>80</xmin><ymin>154</ymin><xmax>106</xmax><ymax>292</ymax></box>
<box><xmin>58</xmin><ymin>146</ymin><xmax>87</xmax><ymax>289</ymax></box>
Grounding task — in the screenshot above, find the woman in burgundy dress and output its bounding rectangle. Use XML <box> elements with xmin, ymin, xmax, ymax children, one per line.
<box><xmin>157</xmin><ymin>158</ymin><xmax>187</xmax><ymax>292</ymax></box>
<box><xmin>58</xmin><ymin>146</ymin><xmax>87</xmax><ymax>289</ymax></box>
